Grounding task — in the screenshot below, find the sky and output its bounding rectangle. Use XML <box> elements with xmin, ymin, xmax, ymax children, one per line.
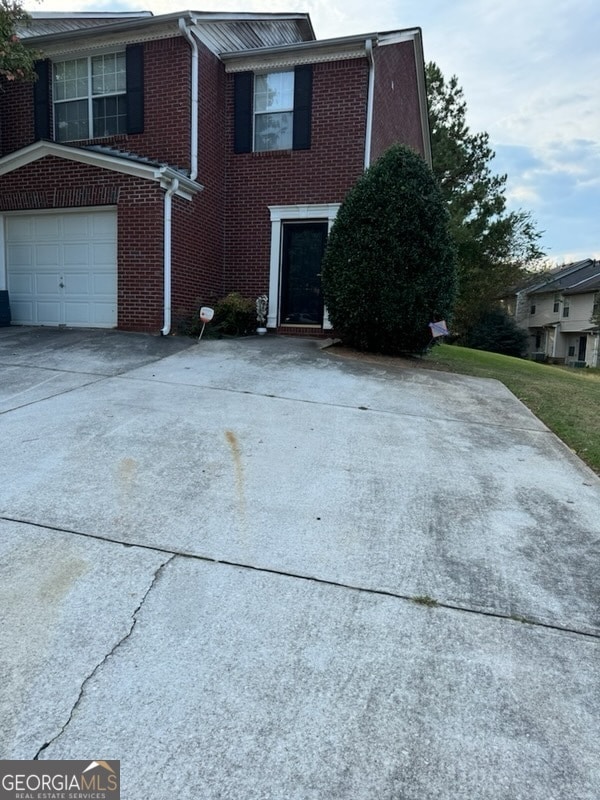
<box><xmin>27</xmin><ymin>0</ymin><xmax>600</xmax><ymax>266</ymax></box>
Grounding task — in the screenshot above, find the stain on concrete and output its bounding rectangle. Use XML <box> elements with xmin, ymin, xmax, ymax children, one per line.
<box><xmin>225</xmin><ymin>430</ymin><xmax>247</xmax><ymax>537</ymax></box>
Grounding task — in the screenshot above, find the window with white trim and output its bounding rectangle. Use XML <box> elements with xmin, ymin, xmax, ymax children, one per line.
<box><xmin>53</xmin><ymin>52</ymin><xmax>127</xmax><ymax>142</ymax></box>
<box><xmin>253</xmin><ymin>71</ymin><xmax>294</xmax><ymax>152</ymax></box>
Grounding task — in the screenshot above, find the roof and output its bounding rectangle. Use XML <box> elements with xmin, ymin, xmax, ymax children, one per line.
<box><xmin>18</xmin><ymin>10</ymin><xmax>315</xmax><ymax>53</ymax></box>
<box><xmin>528</xmin><ymin>259</ymin><xmax>600</xmax><ymax>295</ymax></box>
<box><xmin>0</xmin><ymin>140</ymin><xmax>203</xmax><ymax>199</ymax></box>
<box><xmin>563</xmin><ymin>271</ymin><xmax>600</xmax><ymax>295</ymax></box>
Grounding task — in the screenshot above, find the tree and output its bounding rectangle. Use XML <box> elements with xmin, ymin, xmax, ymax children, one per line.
<box><xmin>0</xmin><ymin>0</ymin><xmax>37</xmax><ymax>84</ymax></box>
<box><xmin>426</xmin><ymin>62</ymin><xmax>544</xmax><ymax>338</ymax></box>
<box><xmin>321</xmin><ymin>144</ymin><xmax>456</xmax><ymax>355</ymax></box>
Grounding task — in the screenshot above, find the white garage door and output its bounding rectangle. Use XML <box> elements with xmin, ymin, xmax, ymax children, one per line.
<box><xmin>5</xmin><ymin>210</ymin><xmax>117</xmax><ymax>327</ymax></box>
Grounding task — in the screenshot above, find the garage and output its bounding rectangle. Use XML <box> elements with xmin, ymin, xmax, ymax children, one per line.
<box><xmin>4</xmin><ymin>209</ymin><xmax>117</xmax><ymax>328</ymax></box>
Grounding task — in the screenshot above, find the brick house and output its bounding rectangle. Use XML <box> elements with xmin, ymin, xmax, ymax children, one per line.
<box><xmin>0</xmin><ymin>10</ymin><xmax>431</xmax><ymax>334</ymax></box>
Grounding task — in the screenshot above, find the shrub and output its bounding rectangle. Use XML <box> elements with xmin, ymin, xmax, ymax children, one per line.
<box><xmin>321</xmin><ymin>144</ymin><xmax>456</xmax><ymax>354</ymax></box>
<box><xmin>213</xmin><ymin>292</ymin><xmax>256</xmax><ymax>336</ymax></box>
<box><xmin>465</xmin><ymin>308</ymin><xmax>529</xmax><ymax>357</ymax></box>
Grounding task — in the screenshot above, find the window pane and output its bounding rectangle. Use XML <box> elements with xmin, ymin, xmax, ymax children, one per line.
<box><xmin>92</xmin><ymin>52</ymin><xmax>126</xmax><ymax>96</ymax></box>
<box><xmin>254</xmin><ymin>111</ymin><xmax>293</xmax><ymax>151</ymax></box>
<box><xmin>54</xmin><ymin>58</ymin><xmax>88</xmax><ymax>101</ymax></box>
<box><xmin>93</xmin><ymin>95</ymin><xmax>127</xmax><ymax>137</ymax></box>
<box><xmin>254</xmin><ymin>71</ymin><xmax>294</xmax><ymax>113</ymax></box>
<box><xmin>55</xmin><ymin>100</ymin><xmax>89</xmax><ymax>142</ymax></box>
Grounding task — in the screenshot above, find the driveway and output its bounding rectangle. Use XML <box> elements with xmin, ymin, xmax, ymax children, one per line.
<box><xmin>1</xmin><ymin>328</ymin><xmax>598</xmax><ymax>799</ymax></box>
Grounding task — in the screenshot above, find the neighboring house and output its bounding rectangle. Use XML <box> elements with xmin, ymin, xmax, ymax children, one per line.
<box><xmin>0</xmin><ymin>10</ymin><xmax>431</xmax><ymax>334</ymax></box>
<box><xmin>505</xmin><ymin>259</ymin><xmax>600</xmax><ymax>367</ymax></box>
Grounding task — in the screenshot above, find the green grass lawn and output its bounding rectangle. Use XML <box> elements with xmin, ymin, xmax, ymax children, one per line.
<box><xmin>423</xmin><ymin>344</ymin><xmax>600</xmax><ymax>475</ymax></box>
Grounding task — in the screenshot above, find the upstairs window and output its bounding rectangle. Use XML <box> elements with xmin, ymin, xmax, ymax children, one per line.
<box><xmin>53</xmin><ymin>53</ymin><xmax>127</xmax><ymax>141</ymax></box>
<box><xmin>234</xmin><ymin>65</ymin><xmax>313</xmax><ymax>154</ymax></box>
<box><xmin>562</xmin><ymin>298</ymin><xmax>570</xmax><ymax>318</ymax></box>
<box><xmin>254</xmin><ymin>71</ymin><xmax>294</xmax><ymax>152</ymax></box>
<box><xmin>553</xmin><ymin>295</ymin><xmax>560</xmax><ymax>313</ymax></box>
<box><xmin>530</xmin><ymin>304</ymin><xmax>536</xmax><ymax>315</ymax></box>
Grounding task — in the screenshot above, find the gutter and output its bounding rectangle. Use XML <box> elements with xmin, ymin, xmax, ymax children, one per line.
<box><xmin>178</xmin><ymin>17</ymin><xmax>199</xmax><ymax>181</ymax></box>
<box><xmin>161</xmin><ymin>177</ymin><xmax>179</xmax><ymax>336</ymax></box>
<box><xmin>364</xmin><ymin>38</ymin><xmax>375</xmax><ymax>170</ymax></box>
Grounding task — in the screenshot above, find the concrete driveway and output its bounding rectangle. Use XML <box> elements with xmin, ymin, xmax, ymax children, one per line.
<box><xmin>1</xmin><ymin>327</ymin><xmax>598</xmax><ymax>799</ymax></box>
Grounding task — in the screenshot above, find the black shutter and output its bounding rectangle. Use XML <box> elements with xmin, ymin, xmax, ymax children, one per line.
<box><xmin>234</xmin><ymin>71</ymin><xmax>253</xmax><ymax>153</ymax></box>
<box><xmin>292</xmin><ymin>64</ymin><xmax>312</xmax><ymax>151</ymax></box>
<box><xmin>33</xmin><ymin>59</ymin><xmax>51</xmax><ymax>140</ymax></box>
<box><xmin>126</xmin><ymin>44</ymin><xmax>144</xmax><ymax>134</ymax></box>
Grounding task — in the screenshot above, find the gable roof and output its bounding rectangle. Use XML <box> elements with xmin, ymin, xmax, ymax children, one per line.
<box><xmin>19</xmin><ymin>10</ymin><xmax>315</xmax><ymax>54</ymax></box>
<box><xmin>0</xmin><ymin>140</ymin><xmax>203</xmax><ymax>199</ymax></box>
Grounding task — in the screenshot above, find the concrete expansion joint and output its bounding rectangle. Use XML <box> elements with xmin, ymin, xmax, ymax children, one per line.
<box><xmin>116</xmin><ymin>375</ymin><xmax>547</xmax><ymax>434</ymax></box>
<box><xmin>32</xmin><ymin>554</ymin><xmax>175</xmax><ymax>761</ymax></box>
<box><xmin>4</xmin><ymin>514</ymin><xmax>598</xmax><ymax>666</ymax></box>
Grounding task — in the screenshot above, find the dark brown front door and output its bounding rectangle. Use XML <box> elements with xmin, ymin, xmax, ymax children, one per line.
<box><xmin>280</xmin><ymin>221</ymin><xmax>328</xmax><ymax>325</ymax></box>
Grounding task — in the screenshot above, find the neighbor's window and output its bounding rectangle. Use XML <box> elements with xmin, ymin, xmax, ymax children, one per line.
<box><xmin>254</xmin><ymin>71</ymin><xmax>294</xmax><ymax>152</ymax></box>
<box><xmin>562</xmin><ymin>298</ymin><xmax>570</xmax><ymax>318</ymax></box>
<box><xmin>530</xmin><ymin>304</ymin><xmax>536</xmax><ymax>315</ymax></box>
<box><xmin>53</xmin><ymin>53</ymin><xmax>127</xmax><ymax>142</ymax></box>
<box><xmin>553</xmin><ymin>295</ymin><xmax>560</xmax><ymax>313</ymax></box>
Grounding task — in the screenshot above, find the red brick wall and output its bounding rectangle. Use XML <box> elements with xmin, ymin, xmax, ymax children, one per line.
<box><xmin>370</xmin><ymin>40</ymin><xmax>425</xmax><ymax>163</ymax></box>
<box><xmin>223</xmin><ymin>58</ymin><xmax>369</xmax><ymax>299</ymax></box>
<box><xmin>0</xmin><ymin>37</ymin><xmax>191</xmax><ymax>170</ymax></box>
<box><xmin>0</xmin><ymin>79</ymin><xmax>32</xmax><ymax>157</ymax></box>
<box><xmin>0</xmin><ymin>155</ymin><xmax>165</xmax><ymax>331</ymax></box>
<box><xmin>170</xmin><ymin>42</ymin><xmax>227</xmax><ymax>329</ymax></box>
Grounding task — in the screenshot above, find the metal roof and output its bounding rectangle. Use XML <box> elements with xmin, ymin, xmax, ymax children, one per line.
<box><xmin>18</xmin><ymin>12</ymin><xmax>153</xmax><ymax>40</ymax></box>
<box><xmin>17</xmin><ymin>11</ymin><xmax>315</xmax><ymax>52</ymax></box>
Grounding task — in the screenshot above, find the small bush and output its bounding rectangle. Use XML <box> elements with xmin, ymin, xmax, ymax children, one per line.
<box><xmin>465</xmin><ymin>308</ymin><xmax>528</xmax><ymax>357</ymax></box>
<box><xmin>214</xmin><ymin>292</ymin><xmax>256</xmax><ymax>336</ymax></box>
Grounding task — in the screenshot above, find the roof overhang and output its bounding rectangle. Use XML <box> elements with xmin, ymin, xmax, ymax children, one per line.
<box><xmin>0</xmin><ymin>141</ymin><xmax>203</xmax><ymax>200</ymax></box>
<box><xmin>220</xmin><ymin>28</ymin><xmax>421</xmax><ymax>71</ymax></box>
<box><xmin>21</xmin><ymin>10</ymin><xmax>314</xmax><ymax>52</ymax></box>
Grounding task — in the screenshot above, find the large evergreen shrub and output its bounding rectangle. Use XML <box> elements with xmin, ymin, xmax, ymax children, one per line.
<box><xmin>321</xmin><ymin>144</ymin><xmax>456</xmax><ymax>354</ymax></box>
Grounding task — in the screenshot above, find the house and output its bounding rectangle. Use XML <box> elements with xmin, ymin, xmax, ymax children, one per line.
<box><xmin>0</xmin><ymin>10</ymin><xmax>431</xmax><ymax>334</ymax></box>
<box><xmin>506</xmin><ymin>259</ymin><xmax>600</xmax><ymax>367</ymax></box>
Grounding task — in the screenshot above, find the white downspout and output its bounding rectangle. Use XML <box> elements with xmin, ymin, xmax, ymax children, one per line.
<box><xmin>364</xmin><ymin>38</ymin><xmax>375</xmax><ymax>170</ymax></box>
<box><xmin>161</xmin><ymin>178</ymin><xmax>179</xmax><ymax>336</ymax></box>
<box><xmin>178</xmin><ymin>17</ymin><xmax>198</xmax><ymax>181</ymax></box>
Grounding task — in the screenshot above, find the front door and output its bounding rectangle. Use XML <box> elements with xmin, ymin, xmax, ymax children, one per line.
<box><xmin>280</xmin><ymin>221</ymin><xmax>328</xmax><ymax>325</ymax></box>
<box><xmin>578</xmin><ymin>335</ymin><xmax>587</xmax><ymax>362</ymax></box>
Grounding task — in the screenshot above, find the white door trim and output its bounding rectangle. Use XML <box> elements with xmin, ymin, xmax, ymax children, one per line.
<box><xmin>267</xmin><ymin>203</ymin><xmax>340</xmax><ymax>329</ymax></box>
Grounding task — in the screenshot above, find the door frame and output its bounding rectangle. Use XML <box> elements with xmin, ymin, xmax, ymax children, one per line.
<box><xmin>268</xmin><ymin>203</ymin><xmax>340</xmax><ymax>329</ymax></box>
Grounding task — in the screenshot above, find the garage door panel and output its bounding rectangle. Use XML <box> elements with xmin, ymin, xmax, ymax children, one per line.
<box><xmin>8</xmin><ymin>272</ymin><xmax>34</xmax><ymax>294</ymax></box>
<box><xmin>92</xmin><ymin>303</ymin><xmax>117</xmax><ymax>325</ymax></box>
<box><xmin>6</xmin><ymin>217</ymin><xmax>33</xmax><ymax>239</ymax></box>
<box><xmin>36</xmin><ymin>301</ymin><xmax>62</xmax><ymax>324</ymax></box>
<box><xmin>8</xmin><ymin>300</ymin><xmax>33</xmax><ymax>321</ymax></box>
<box><xmin>63</xmin><ymin>243</ymin><xmax>90</xmax><ymax>266</ymax></box>
<box><xmin>6</xmin><ymin>244</ymin><xmax>33</xmax><ymax>268</ymax></box>
<box><xmin>61</xmin><ymin>215</ymin><xmax>90</xmax><ymax>238</ymax></box>
<box><xmin>92</xmin><ymin>242</ymin><xmax>116</xmax><ymax>265</ymax></box>
<box><xmin>5</xmin><ymin>211</ymin><xmax>117</xmax><ymax>328</ymax></box>
<box><xmin>34</xmin><ymin>216</ymin><xmax>61</xmax><ymax>238</ymax></box>
<box><xmin>35</xmin><ymin>273</ymin><xmax>61</xmax><ymax>296</ymax></box>
<box><xmin>63</xmin><ymin>273</ymin><xmax>90</xmax><ymax>295</ymax></box>
<box><xmin>92</xmin><ymin>214</ymin><xmax>117</xmax><ymax>237</ymax></box>
<box><xmin>93</xmin><ymin>273</ymin><xmax>117</xmax><ymax>294</ymax></box>
<box><xmin>35</xmin><ymin>244</ymin><xmax>61</xmax><ymax>267</ymax></box>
